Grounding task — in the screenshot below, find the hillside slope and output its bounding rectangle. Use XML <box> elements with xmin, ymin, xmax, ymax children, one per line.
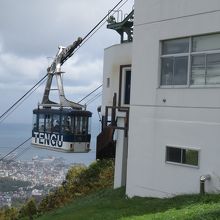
<box><xmin>36</xmin><ymin>187</ymin><xmax>220</xmax><ymax>220</ymax></box>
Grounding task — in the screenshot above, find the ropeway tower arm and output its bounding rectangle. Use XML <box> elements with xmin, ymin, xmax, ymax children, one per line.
<box><xmin>41</xmin><ymin>37</ymin><xmax>84</xmax><ymax>110</ymax></box>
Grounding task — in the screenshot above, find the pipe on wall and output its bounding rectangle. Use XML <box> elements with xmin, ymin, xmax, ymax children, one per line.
<box><xmin>200</xmin><ymin>174</ymin><xmax>211</xmax><ymax>195</ymax></box>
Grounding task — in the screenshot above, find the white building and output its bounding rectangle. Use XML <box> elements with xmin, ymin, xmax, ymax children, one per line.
<box><xmin>99</xmin><ymin>0</ymin><xmax>220</xmax><ymax>198</ymax></box>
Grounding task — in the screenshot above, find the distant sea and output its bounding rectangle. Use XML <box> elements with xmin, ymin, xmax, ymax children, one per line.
<box><xmin>0</xmin><ymin>120</ymin><xmax>101</xmax><ymax>166</ymax></box>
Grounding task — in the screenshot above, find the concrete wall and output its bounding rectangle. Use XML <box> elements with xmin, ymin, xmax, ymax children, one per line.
<box><xmin>101</xmin><ymin>42</ymin><xmax>132</xmax><ymax>188</ymax></box>
<box><xmin>114</xmin><ymin>117</ymin><xmax>128</xmax><ymax>188</ymax></box>
<box><xmin>101</xmin><ymin>43</ymin><xmax>132</xmax><ymax>115</ymax></box>
<box><xmin>126</xmin><ymin>0</ymin><xmax>220</xmax><ymax>197</ymax></box>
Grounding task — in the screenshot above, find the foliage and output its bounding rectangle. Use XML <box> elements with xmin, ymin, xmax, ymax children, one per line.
<box><xmin>0</xmin><ymin>159</ymin><xmax>114</xmax><ymax>219</ymax></box>
<box><xmin>35</xmin><ymin>187</ymin><xmax>220</xmax><ymax>220</ymax></box>
<box><xmin>19</xmin><ymin>198</ymin><xmax>37</xmax><ymax>220</ymax></box>
<box><xmin>0</xmin><ymin>177</ymin><xmax>31</xmax><ymax>192</ymax></box>
<box><xmin>38</xmin><ymin>159</ymin><xmax>114</xmax><ymax>213</ymax></box>
<box><xmin>0</xmin><ymin>207</ymin><xmax>19</xmax><ymax>220</ymax></box>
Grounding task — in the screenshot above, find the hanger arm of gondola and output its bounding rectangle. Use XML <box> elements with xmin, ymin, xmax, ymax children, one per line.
<box><xmin>47</xmin><ymin>37</ymin><xmax>83</xmax><ymax>74</ymax></box>
<box><xmin>40</xmin><ymin>37</ymin><xmax>84</xmax><ymax>110</ymax></box>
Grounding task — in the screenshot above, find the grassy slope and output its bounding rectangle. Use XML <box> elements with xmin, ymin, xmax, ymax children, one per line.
<box><xmin>36</xmin><ymin>187</ymin><xmax>220</xmax><ymax>220</ymax></box>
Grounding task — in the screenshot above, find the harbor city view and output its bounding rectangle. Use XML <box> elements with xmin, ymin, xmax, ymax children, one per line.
<box><xmin>0</xmin><ymin>121</ymin><xmax>99</xmax><ymax>208</ymax></box>
<box><xmin>2</xmin><ymin>0</ymin><xmax>220</xmax><ymax>219</ymax></box>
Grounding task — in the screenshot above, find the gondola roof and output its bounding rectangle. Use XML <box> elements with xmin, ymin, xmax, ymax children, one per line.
<box><xmin>33</xmin><ymin>108</ymin><xmax>92</xmax><ymax>117</ymax></box>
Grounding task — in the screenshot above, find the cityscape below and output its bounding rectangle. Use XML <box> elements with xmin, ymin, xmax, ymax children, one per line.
<box><xmin>0</xmin><ymin>122</ymin><xmax>100</xmax><ymax>208</ymax></box>
<box><xmin>0</xmin><ymin>155</ymin><xmax>85</xmax><ymax>207</ymax></box>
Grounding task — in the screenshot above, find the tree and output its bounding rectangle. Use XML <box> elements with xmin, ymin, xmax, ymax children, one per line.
<box><xmin>19</xmin><ymin>198</ymin><xmax>37</xmax><ymax>220</ymax></box>
<box><xmin>2</xmin><ymin>207</ymin><xmax>18</xmax><ymax>220</ymax></box>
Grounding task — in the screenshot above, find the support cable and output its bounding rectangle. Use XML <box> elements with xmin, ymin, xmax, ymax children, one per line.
<box><xmin>0</xmin><ymin>137</ymin><xmax>32</xmax><ymax>162</ymax></box>
<box><xmin>74</xmin><ymin>0</ymin><xmax>130</xmax><ymax>53</ymax></box>
<box><xmin>0</xmin><ymin>0</ymin><xmax>131</xmax><ymax>160</ymax></box>
<box><xmin>10</xmin><ymin>145</ymin><xmax>32</xmax><ymax>162</ymax></box>
<box><xmin>0</xmin><ymin>77</ymin><xmax>47</xmax><ymax>124</ymax></box>
<box><xmin>82</xmin><ymin>0</ymin><xmax>124</xmax><ymax>42</ymax></box>
<box><xmin>0</xmin><ymin>74</ymin><xmax>48</xmax><ymax>122</ymax></box>
<box><xmin>0</xmin><ymin>0</ymin><xmax>130</xmax><ymax>123</ymax></box>
<box><xmin>78</xmin><ymin>85</ymin><xmax>102</xmax><ymax>104</ymax></box>
<box><xmin>85</xmin><ymin>92</ymin><xmax>102</xmax><ymax>106</ymax></box>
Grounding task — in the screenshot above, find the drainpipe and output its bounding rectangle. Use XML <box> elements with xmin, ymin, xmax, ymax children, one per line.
<box><xmin>200</xmin><ymin>174</ymin><xmax>211</xmax><ymax>195</ymax></box>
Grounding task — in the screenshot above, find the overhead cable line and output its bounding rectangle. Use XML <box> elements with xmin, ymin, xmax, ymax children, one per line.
<box><xmin>0</xmin><ymin>137</ymin><xmax>32</xmax><ymax>162</ymax></box>
<box><xmin>0</xmin><ymin>77</ymin><xmax>47</xmax><ymax>124</ymax></box>
<box><xmin>10</xmin><ymin>145</ymin><xmax>32</xmax><ymax>162</ymax></box>
<box><xmin>0</xmin><ymin>0</ymin><xmax>129</xmax><ymax>123</ymax></box>
<box><xmin>0</xmin><ymin>0</ymin><xmax>130</xmax><ymax>160</ymax></box>
<box><xmin>81</xmin><ymin>0</ymin><xmax>124</xmax><ymax>42</ymax></box>
<box><xmin>60</xmin><ymin>0</ymin><xmax>129</xmax><ymax>63</ymax></box>
<box><xmin>85</xmin><ymin>92</ymin><xmax>102</xmax><ymax>106</ymax></box>
<box><xmin>78</xmin><ymin>84</ymin><xmax>102</xmax><ymax>104</ymax></box>
<box><xmin>74</xmin><ymin>0</ymin><xmax>130</xmax><ymax>53</ymax></box>
<box><xmin>0</xmin><ymin>74</ymin><xmax>48</xmax><ymax>123</ymax></box>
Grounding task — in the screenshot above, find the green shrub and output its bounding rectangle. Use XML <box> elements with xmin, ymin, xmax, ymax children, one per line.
<box><xmin>38</xmin><ymin>159</ymin><xmax>114</xmax><ymax>213</ymax></box>
<box><xmin>1</xmin><ymin>207</ymin><xmax>19</xmax><ymax>220</ymax></box>
<box><xmin>19</xmin><ymin>198</ymin><xmax>37</xmax><ymax>220</ymax></box>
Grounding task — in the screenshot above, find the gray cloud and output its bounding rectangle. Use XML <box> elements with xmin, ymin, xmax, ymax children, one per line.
<box><xmin>0</xmin><ymin>0</ymin><xmax>132</xmax><ymax>57</ymax></box>
<box><xmin>0</xmin><ymin>0</ymin><xmax>134</xmax><ymax>123</ymax></box>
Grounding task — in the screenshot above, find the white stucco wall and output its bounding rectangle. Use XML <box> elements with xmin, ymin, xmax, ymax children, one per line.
<box><xmin>114</xmin><ymin>117</ymin><xmax>128</xmax><ymax>188</ymax></box>
<box><xmin>101</xmin><ymin>43</ymin><xmax>132</xmax><ymax>115</ymax></box>
<box><xmin>126</xmin><ymin>0</ymin><xmax>220</xmax><ymax>197</ymax></box>
<box><xmin>101</xmin><ymin>42</ymin><xmax>132</xmax><ymax>188</ymax></box>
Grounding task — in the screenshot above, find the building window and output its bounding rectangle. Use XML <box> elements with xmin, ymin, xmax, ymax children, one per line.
<box><xmin>160</xmin><ymin>33</ymin><xmax>220</xmax><ymax>86</ymax></box>
<box><xmin>161</xmin><ymin>56</ymin><xmax>188</xmax><ymax>85</ymax></box>
<box><xmin>166</xmin><ymin>146</ymin><xmax>199</xmax><ymax>167</ymax></box>
<box><xmin>119</xmin><ymin>65</ymin><xmax>131</xmax><ymax>106</ymax></box>
<box><xmin>124</xmin><ymin>70</ymin><xmax>131</xmax><ymax>104</ymax></box>
<box><xmin>106</xmin><ymin>77</ymin><xmax>110</xmax><ymax>88</ymax></box>
<box><xmin>161</xmin><ymin>38</ymin><xmax>189</xmax><ymax>86</ymax></box>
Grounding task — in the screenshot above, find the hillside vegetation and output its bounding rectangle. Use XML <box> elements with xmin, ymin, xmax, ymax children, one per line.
<box><xmin>36</xmin><ymin>188</ymin><xmax>220</xmax><ymax>220</ymax></box>
<box><xmin>0</xmin><ymin>159</ymin><xmax>114</xmax><ymax>220</ymax></box>
<box><xmin>1</xmin><ymin>159</ymin><xmax>220</xmax><ymax>220</ymax></box>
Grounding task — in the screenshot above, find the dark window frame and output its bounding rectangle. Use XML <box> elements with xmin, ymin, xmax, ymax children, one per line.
<box><xmin>118</xmin><ymin>64</ymin><xmax>132</xmax><ymax>108</ymax></box>
<box><xmin>166</xmin><ymin>146</ymin><xmax>199</xmax><ymax>167</ymax></box>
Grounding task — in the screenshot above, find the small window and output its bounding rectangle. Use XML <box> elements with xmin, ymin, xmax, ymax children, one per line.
<box><xmin>107</xmin><ymin>77</ymin><xmax>110</xmax><ymax>88</ymax></box>
<box><xmin>206</xmin><ymin>53</ymin><xmax>220</xmax><ymax>84</ymax></box>
<box><xmin>191</xmin><ymin>53</ymin><xmax>220</xmax><ymax>85</ymax></box>
<box><xmin>45</xmin><ymin>114</ymin><xmax>52</xmax><ymax>133</ymax></box>
<box><xmin>162</xmin><ymin>38</ymin><xmax>189</xmax><ymax>55</ymax></box>
<box><xmin>38</xmin><ymin>114</ymin><xmax>45</xmax><ymax>132</ymax></box>
<box><xmin>32</xmin><ymin>114</ymin><xmax>37</xmax><ymax>132</ymax></box>
<box><xmin>74</xmin><ymin>116</ymin><xmax>82</xmax><ymax>134</ymax></box>
<box><xmin>52</xmin><ymin>114</ymin><xmax>60</xmax><ymax>133</ymax></box>
<box><xmin>82</xmin><ymin>117</ymin><xmax>88</xmax><ymax>134</ymax></box>
<box><xmin>192</xmin><ymin>33</ymin><xmax>220</xmax><ymax>52</ymax></box>
<box><xmin>191</xmin><ymin>55</ymin><xmax>206</xmax><ymax>85</ymax></box>
<box><xmin>166</xmin><ymin>146</ymin><xmax>199</xmax><ymax>167</ymax></box>
<box><xmin>161</xmin><ymin>38</ymin><xmax>189</xmax><ymax>86</ymax></box>
<box><xmin>119</xmin><ymin>66</ymin><xmax>131</xmax><ymax>106</ymax></box>
<box><xmin>161</xmin><ymin>56</ymin><xmax>188</xmax><ymax>85</ymax></box>
<box><xmin>124</xmin><ymin>70</ymin><xmax>131</xmax><ymax>104</ymax></box>
<box><xmin>62</xmin><ymin>115</ymin><xmax>71</xmax><ymax>133</ymax></box>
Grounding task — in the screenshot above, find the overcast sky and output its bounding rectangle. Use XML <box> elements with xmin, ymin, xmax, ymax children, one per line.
<box><xmin>0</xmin><ymin>0</ymin><xmax>134</xmax><ymax>124</ymax></box>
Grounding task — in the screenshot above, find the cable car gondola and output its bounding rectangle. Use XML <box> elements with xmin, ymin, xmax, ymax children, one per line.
<box><xmin>31</xmin><ymin>37</ymin><xmax>92</xmax><ymax>153</ymax></box>
<box><xmin>32</xmin><ymin>108</ymin><xmax>92</xmax><ymax>152</ymax></box>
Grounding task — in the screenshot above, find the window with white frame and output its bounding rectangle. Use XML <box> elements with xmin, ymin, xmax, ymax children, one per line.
<box><xmin>119</xmin><ymin>66</ymin><xmax>131</xmax><ymax>106</ymax></box>
<box><xmin>160</xmin><ymin>33</ymin><xmax>220</xmax><ymax>86</ymax></box>
<box><xmin>166</xmin><ymin>146</ymin><xmax>199</xmax><ymax>167</ymax></box>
